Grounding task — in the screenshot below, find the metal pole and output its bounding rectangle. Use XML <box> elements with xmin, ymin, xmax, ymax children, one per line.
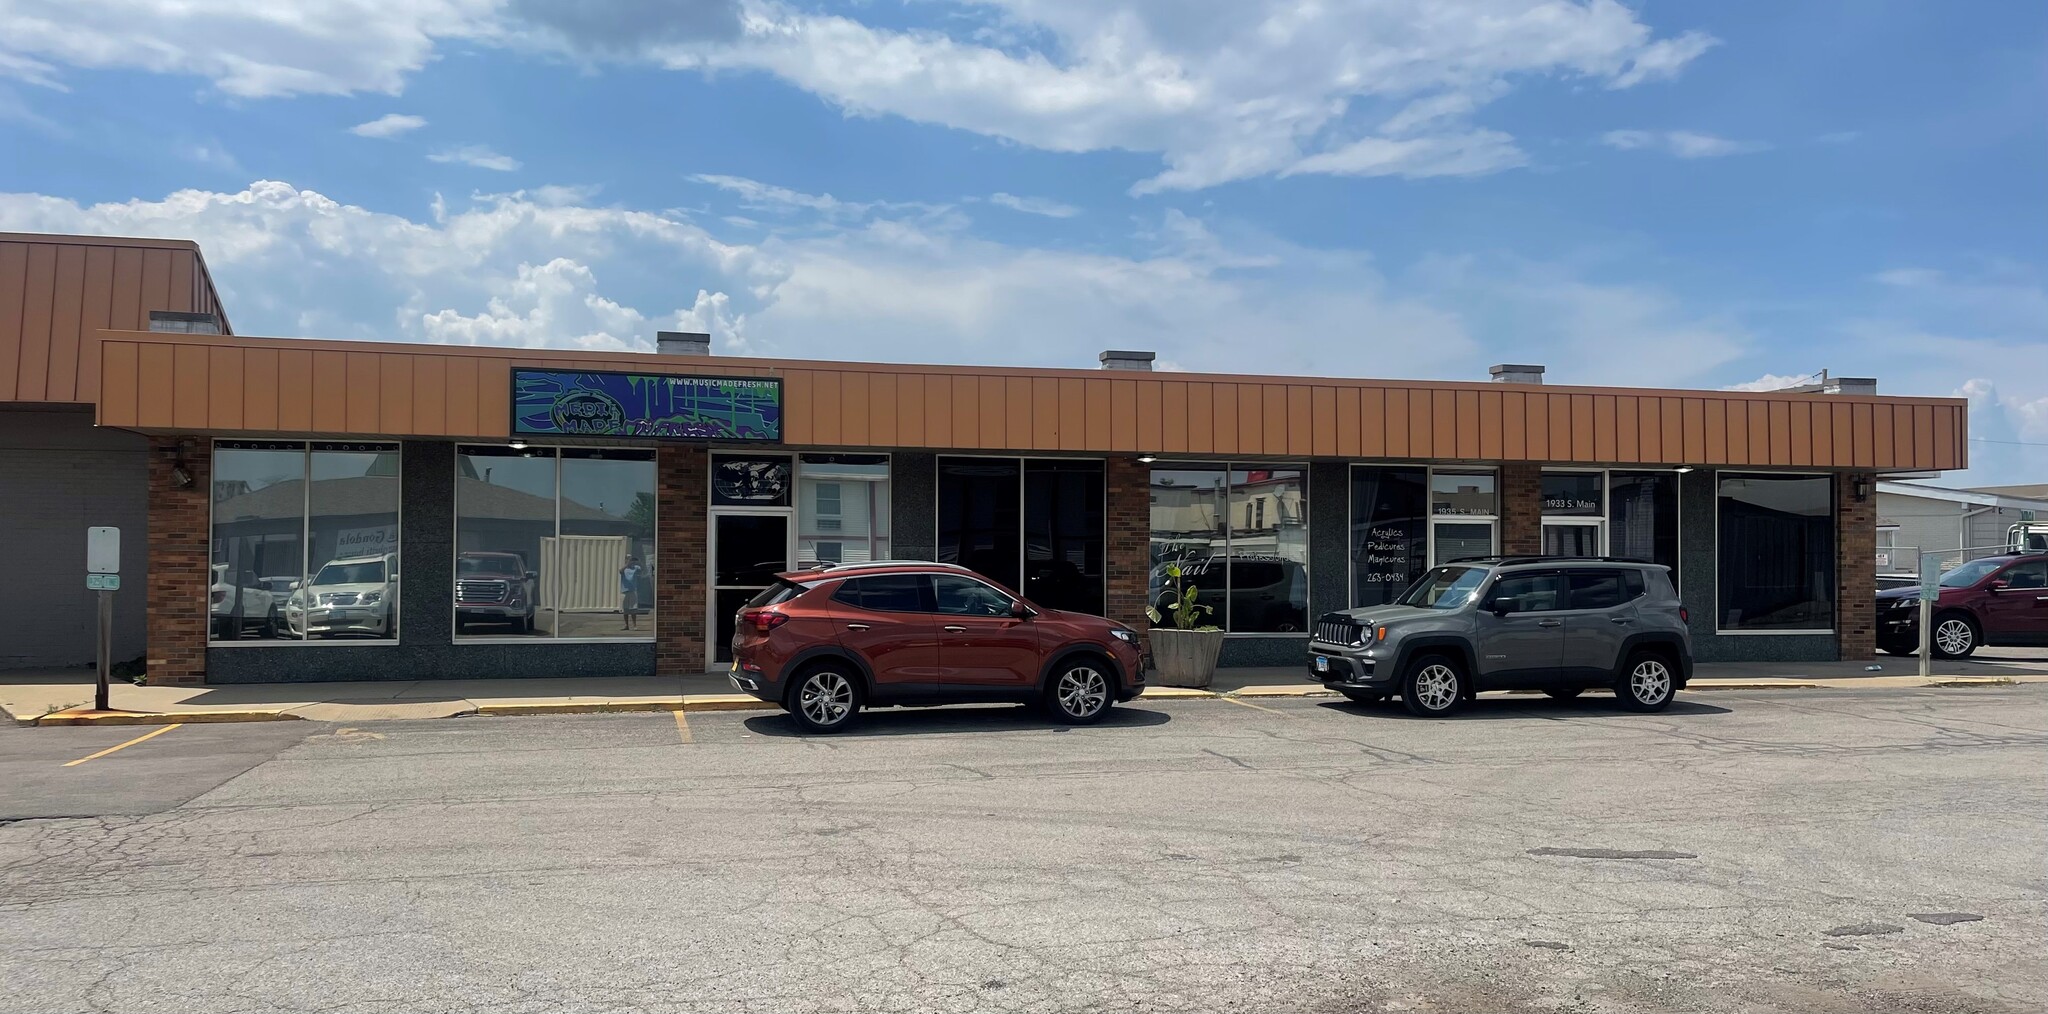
<box><xmin>96</xmin><ymin>588</ymin><xmax>113</xmax><ymax>712</ymax></box>
<box><xmin>1918</xmin><ymin>550</ymin><xmax>1937</xmax><ymax>681</ymax></box>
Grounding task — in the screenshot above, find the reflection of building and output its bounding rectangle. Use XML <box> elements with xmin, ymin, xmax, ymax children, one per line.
<box><xmin>5</xmin><ymin>230</ymin><xmax>1972</xmax><ymax>678</ymax></box>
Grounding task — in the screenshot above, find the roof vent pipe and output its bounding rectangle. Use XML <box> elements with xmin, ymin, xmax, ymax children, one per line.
<box><xmin>657</xmin><ymin>331</ymin><xmax>711</xmax><ymax>356</ymax></box>
<box><xmin>1099</xmin><ymin>350</ymin><xmax>1155</xmax><ymax>371</ymax></box>
<box><xmin>1488</xmin><ymin>364</ymin><xmax>1545</xmax><ymax>384</ymax></box>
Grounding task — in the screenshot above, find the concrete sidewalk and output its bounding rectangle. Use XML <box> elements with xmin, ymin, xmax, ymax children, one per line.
<box><xmin>6</xmin><ymin>654</ymin><xmax>2045</xmax><ymax>726</ymax></box>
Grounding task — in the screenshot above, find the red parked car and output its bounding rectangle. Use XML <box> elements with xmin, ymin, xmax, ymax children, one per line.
<box><xmin>728</xmin><ymin>561</ymin><xmax>1147</xmax><ymax>732</ymax></box>
<box><xmin>1876</xmin><ymin>553</ymin><xmax>2048</xmax><ymax>658</ymax></box>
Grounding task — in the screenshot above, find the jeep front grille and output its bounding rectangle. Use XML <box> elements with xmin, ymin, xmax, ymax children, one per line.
<box><xmin>1315</xmin><ymin>618</ymin><xmax>1363</xmax><ymax>645</ymax></box>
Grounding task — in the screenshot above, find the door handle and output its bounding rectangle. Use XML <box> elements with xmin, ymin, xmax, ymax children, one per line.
<box><xmin>2036</xmin><ymin>595</ymin><xmax>2048</xmax><ymax>602</ymax></box>
<box><xmin>1609</xmin><ymin>617</ymin><xmax>1633</xmax><ymax>625</ymax></box>
<box><xmin>845</xmin><ymin>623</ymin><xmax>870</xmax><ymax>631</ymax></box>
<box><xmin>1537</xmin><ymin>619</ymin><xmax>1563</xmax><ymax>628</ymax></box>
<box><xmin>943</xmin><ymin>625</ymin><xmax>968</xmax><ymax>632</ymax></box>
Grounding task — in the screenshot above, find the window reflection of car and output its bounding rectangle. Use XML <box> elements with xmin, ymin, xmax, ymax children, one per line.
<box><xmin>456</xmin><ymin>551</ymin><xmax>538</xmax><ymax>634</ymax></box>
<box><xmin>1148</xmin><ymin>555</ymin><xmax>1309</xmax><ymax>632</ymax></box>
<box><xmin>210</xmin><ymin>563</ymin><xmax>277</xmax><ymax>639</ymax></box>
<box><xmin>285</xmin><ymin>554</ymin><xmax>398</xmax><ymax>638</ymax></box>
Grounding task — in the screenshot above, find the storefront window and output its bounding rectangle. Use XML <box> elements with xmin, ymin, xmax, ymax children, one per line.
<box><xmin>1149</xmin><ymin>463</ymin><xmax>1309</xmax><ymax>632</ymax></box>
<box><xmin>1541</xmin><ymin>471</ymin><xmax>1604</xmax><ymax>558</ymax></box>
<box><xmin>456</xmin><ymin>446</ymin><xmax>655</xmax><ymax>641</ymax></box>
<box><xmin>798</xmin><ymin>454</ymin><xmax>890</xmax><ymax>567</ymax></box>
<box><xmin>712</xmin><ymin>455</ymin><xmax>791</xmax><ymax>507</ymax></box>
<box><xmin>1609</xmin><ymin>471</ymin><xmax>1680</xmax><ymax>589</ymax></box>
<box><xmin>936</xmin><ymin>457</ymin><xmax>1104</xmax><ymax>614</ymax></box>
<box><xmin>210</xmin><ymin>440</ymin><xmax>400</xmax><ymax>644</ymax></box>
<box><xmin>1717</xmin><ymin>473</ymin><xmax>1834</xmax><ymax>631</ymax></box>
<box><xmin>1350</xmin><ymin>466</ymin><xmax>1427</xmax><ymax>607</ymax></box>
<box><xmin>1429</xmin><ymin>469</ymin><xmax>1497</xmax><ymax>565</ymax></box>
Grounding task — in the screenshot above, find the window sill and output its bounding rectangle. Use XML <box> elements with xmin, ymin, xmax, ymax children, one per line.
<box><xmin>1711</xmin><ymin>628</ymin><xmax>1837</xmax><ymax>636</ymax></box>
<box><xmin>209</xmin><ymin>639</ymin><xmax>401</xmax><ymax>648</ymax></box>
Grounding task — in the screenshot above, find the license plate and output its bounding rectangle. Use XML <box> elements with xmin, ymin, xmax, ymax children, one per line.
<box><xmin>1315</xmin><ymin>656</ymin><xmax>1329</xmax><ymax>673</ymax></box>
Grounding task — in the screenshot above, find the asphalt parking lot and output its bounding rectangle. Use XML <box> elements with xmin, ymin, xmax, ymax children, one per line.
<box><xmin>2</xmin><ymin>686</ymin><xmax>2043</xmax><ymax>1013</ymax></box>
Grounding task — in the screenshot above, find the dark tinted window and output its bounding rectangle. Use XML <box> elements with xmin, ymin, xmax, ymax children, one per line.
<box><xmin>1623</xmin><ymin>569</ymin><xmax>1646</xmax><ymax>599</ymax></box>
<box><xmin>1488</xmin><ymin>573</ymin><xmax>1566</xmax><ymax>613</ymax></box>
<box><xmin>1568</xmin><ymin>571</ymin><xmax>1628</xmax><ymax>610</ymax></box>
<box><xmin>748</xmin><ymin>582</ymin><xmax>805</xmax><ymax>608</ymax></box>
<box><xmin>1718</xmin><ymin>474</ymin><xmax>1834</xmax><ymax>630</ymax></box>
<box><xmin>1024</xmin><ymin>459</ymin><xmax>1105</xmax><ymax>615</ymax></box>
<box><xmin>831</xmin><ymin>575</ymin><xmax>928</xmax><ymax>612</ymax></box>
<box><xmin>933</xmin><ymin>575</ymin><xmax>1015</xmax><ymax>616</ymax></box>
<box><xmin>938</xmin><ymin>458</ymin><xmax>1022</xmax><ymax>590</ymax></box>
<box><xmin>1230</xmin><ymin>561</ymin><xmax>1286</xmax><ymax>588</ymax></box>
<box><xmin>2002</xmin><ymin>561</ymin><xmax>2048</xmax><ymax>589</ymax></box>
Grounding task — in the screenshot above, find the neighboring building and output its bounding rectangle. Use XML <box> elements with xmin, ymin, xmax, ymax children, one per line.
<box><xmin>1968</xmin><ymin>483</ymin><xmax>2048</xmax><ymax>500</ymax></box>
<box><xmin>1876</xmin><ymin>482</ymin><xmax>2048</xmax><ymax>584</ymax></box>
<box><xmin>0</xmin><ymin>233</ymin><xmax>231</xmax><ymax>670</ymax></box>
<box><xmin>0</xmin><ymin>230</ymin><xmax>1979</xmax><ymax>682</ymax></box>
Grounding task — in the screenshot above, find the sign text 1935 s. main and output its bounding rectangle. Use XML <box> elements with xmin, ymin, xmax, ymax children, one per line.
<box><xmin>512</xmin><ymin>369</ymin><xmax>783</xmax><ymax>442</ymax></box>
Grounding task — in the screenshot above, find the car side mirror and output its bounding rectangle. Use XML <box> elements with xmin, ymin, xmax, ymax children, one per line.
<box><xmin>527</xmin><ymin>571</ymin><xmax>539</xmax><ymax>580</ymax></box>
<box><xmin>1988</xmin><ymin>579</ymin><xmax>2010</xmax><ymax>593</ymax></box>
<box><xmin>1488</xmin><ymin>597</ymin><xmax>1514</xmax><ymax>617</ymax></box>
<box><xmin>1011</xmin><ymin>599</ymin><xmax>1032</xmax><ymax>619</ymax></box>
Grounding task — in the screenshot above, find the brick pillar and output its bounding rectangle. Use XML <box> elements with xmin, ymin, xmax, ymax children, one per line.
<box><xmin>145</xmin><ymin>437</ymin><xmax>209</xmax><ymax>686</ymax></box>
<box><xmin>1835</xmin><ymin>473</ymin><xmax>1876</xmax><ymax>661</ymax></box>
<box><xmin>656</xmin><ymin>445</ymin><xmax>709</xmax><ymax>676</ymax></box>
<box><xmin>1105</xmin><ymin>457</ymin><xmax>1151</xmax><ymax>648</ymax></box>
<box><xmin>1499</xmin><ymin>463</ymin><xmax>1542</xmax><ymax>556</ymax></box>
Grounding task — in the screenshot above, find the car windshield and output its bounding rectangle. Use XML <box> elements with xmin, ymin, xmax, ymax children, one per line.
<box><xmin>1939</xmin><ymin>558</ymin><xmax>2005</xmax><ymax>588</ymax></box>
<box><xmin>312</xmin><ymin>561</ymin><xmax>385</xmax><ymax>585</ymax></box>
<box><xmin>1397</xmin><ymin>566</ymin><xmax>1488</xmax><ymax>609</ymax></box>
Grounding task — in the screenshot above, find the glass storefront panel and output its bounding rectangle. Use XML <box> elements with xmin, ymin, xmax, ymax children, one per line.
<box><xmin>712</xmin><ymin>455</ymin><xmax>791</xmax><ymax>507</ymax></box>
<box><xmin>210</xmin><ymin>441</ymin><xmax>308</xmax><ymax>642</ymax></box>
<box><xmin>559</xmin><ymin>449</ymin><xmax>656</xmax><ymax>639</ymax></box>
<box><xmin>1149</xmin><ymin>466</ymin><xmax>1227</xmax><ymax>628</ymax></box>
<box><xmin>1227</xmin><ymin>469</ymin><xmax>1307</xmax><ymax>631</ymax></box>
<box><xmin>1024</xmin><ymin>460</ymin><xmax>1105</xmax><ymax>615</ymax></box>
<box><xmin>1350</xmin><ymin>466</ymin><xmax>1427</xmax><ymax>607</ymax></box>
<box><xmin>1541</xmin><ymin>472</ymin><xmax>1603</xmax><ymax>517</ymax></box>
<box><xmin>937</xmin><ymin>458</ymin><xmax>1022</xmax><ymax>591</ymax></box>
<box><xmin>1431</xmin><ymin>471</ymin><xmax>1496</xmax><ymax>518</ymax></box>
<box><xmin>1433</xmin><ymin>522</ymin><xmax>1495</xmax><ymax>565</ymax></box>
<box><xmin>296</xmin><ymin>443</ymin><xmax>400</xmax><ymax>641</ymax></box>
<box><xmin>1610</xmin><ymin>471</ymin><xmax>1680</xmax><ymax>588</ymax></box>
<box><xmin>798</xmin><ymin>453</ymin><xmax>890</xmax><ymax>567</ymax></box>
<box><xmin>1541</xmin><ymin>523</ymin><xmax>1602</xmax><ymax>557</ymax></box>
<box><xmin>1717</xmin><ymin>473</ymin><xmax>1834</xmax><ymax>631</ymax></box>
<box><xmin>455</xmin><ymin>447</ymin><xmax>556</xmax><ymax>638</ymax></box>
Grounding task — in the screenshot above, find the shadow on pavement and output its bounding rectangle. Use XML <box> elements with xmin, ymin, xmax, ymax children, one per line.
<box><xmin>1315</xmin><ymin>696</ymin><xmax>1733</xmax><ymax>720</ymax></box>
<box><xmin>743</xmin><ymin>703</ymin><xmax>1172</xmax><ymax>738</ymax></box>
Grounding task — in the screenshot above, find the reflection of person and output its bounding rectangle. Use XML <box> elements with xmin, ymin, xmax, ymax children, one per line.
<box><xmin>619</xmin><ymin>556</ymin><xmax>642</xmax><ymax>629</ymax></box>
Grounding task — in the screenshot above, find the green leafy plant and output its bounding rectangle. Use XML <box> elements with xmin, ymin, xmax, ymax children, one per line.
<box><xmin>1146</xmin><ymin>562</ymin><xmax>1219</xmax><ymax>631</ymax></box>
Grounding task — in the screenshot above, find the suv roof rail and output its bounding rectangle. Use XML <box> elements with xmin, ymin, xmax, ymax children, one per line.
<box><xmin>1450</xmin><ymin>555</ymin><xmax>1660</xmax><ymax>567</ymax></box>
<box><xmin>813</xmin><ymin>560</ymin><xmax>975</xmax><ymax>574</ymax></box>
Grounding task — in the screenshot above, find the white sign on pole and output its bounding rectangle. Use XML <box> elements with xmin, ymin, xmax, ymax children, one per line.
<box><xmin>87</xmin><ymin>527</ymin><xmax>121</xmax><ymax>574</ymax></box>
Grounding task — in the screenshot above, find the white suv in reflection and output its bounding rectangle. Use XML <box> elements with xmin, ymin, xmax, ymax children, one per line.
<box><xmin>285</xmin><ymin>553</ymin><xmax>398</xmax><ymax>638</ymax></box>
<box><xmin>211</xmin><ymin>564</ymin><xmax>277</xmax><ymax>639</ymax></box>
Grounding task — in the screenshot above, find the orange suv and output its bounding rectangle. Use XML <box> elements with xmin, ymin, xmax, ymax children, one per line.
<box><xmin>727</xmin><ymin>562</ymin><xmax>1147</xmax><ymax>732</ymax></box>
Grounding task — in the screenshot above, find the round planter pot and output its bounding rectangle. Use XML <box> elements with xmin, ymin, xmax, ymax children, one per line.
<box><xmin>1152</xmin><ymin>628</ymin><xmax>1225</xmax><ymax>688</ymax></box>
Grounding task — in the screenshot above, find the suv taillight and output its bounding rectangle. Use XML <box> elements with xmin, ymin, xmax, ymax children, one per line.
<box><xmin>741</xmin><ymin>608</ymin><xmax>789</xmax><ymax>633</ymax></box>
<box><xmin>1679</xmin><ymin>606</ymin><xmax>1690</xmax><ymax>624</ymax></box>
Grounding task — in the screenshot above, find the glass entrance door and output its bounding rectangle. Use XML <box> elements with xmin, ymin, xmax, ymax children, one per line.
<box><xmin>712</xmin><ymin>513</ymin><xmax>792</xmax><ymax>663</ymax></box>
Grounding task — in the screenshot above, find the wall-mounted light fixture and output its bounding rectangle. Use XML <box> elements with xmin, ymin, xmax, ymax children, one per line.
<box><xmin>1136</xmin><ymin>454</ymin><xmax>1157</xmax><ymax>464</ymax></box>
<box><xmin>508</xmin><ymin>439</ymin><xmax>529</xmax><ymax>450</ymax></box>
<box><xmin>1852</xmin><ymin>476</ymin><xmax>1872</xmax><ymax>503</ymax></box>
<box><xmin>165</xmin><ymin>437</ymin><xmax>196</xmax><ymax>489</ymax></box>
<box><xmin>1673</xmin><ymin>465</ymin><xmax>1694</xmax><ymax>474</ymax></box>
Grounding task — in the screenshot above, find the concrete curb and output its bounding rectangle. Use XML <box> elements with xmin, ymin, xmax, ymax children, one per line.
<box><xmin>472</xmin><ymin>701</ymin><xmax>682</xmax><ymax>717</ymax></box>
<box><xmin>28</xmin><ymin>708</ymin><xmax>302</xmax><ymax>727</ymax></box>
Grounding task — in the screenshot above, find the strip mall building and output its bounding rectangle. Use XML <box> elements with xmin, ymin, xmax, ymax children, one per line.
<box><xmin>1</xmin><ymin>232</ymin><xmax>1971</xmax><ymax>684</ymax></box>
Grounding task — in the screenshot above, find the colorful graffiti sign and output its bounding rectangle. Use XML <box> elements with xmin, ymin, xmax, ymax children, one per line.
<box><xmin>512</xmin><ymin>369</ymin><xmax>782</xmax><ymax>441</ymax></box>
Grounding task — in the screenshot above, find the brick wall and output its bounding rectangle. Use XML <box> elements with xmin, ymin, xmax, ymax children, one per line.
<box><xmin>146</xmin><ymin>437</ymin><xmax>209</xmax><ymax>685</ymax></box>
<box><xmin>656</xmin><ymin>445</ymin><xmax>709</xmax><ymax>676</ymax></box>
<box><xmin>1500</xmin><ymin>463</ymin><xmax>1542</xmax><ymax>556</ymax></box>
<box><xmin>1105</xmin><ymin>457</ymin><xmax>1151</xmax><ymax>647</ymax></box>
<box><xmin>1835</xmin><ymin>473</ymin><xmax>1876</xmax><ymax>661</ymax></box>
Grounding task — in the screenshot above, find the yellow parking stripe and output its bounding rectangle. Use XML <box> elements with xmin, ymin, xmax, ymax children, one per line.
<box><xmin>1221</xmin><ymin>697</ymin><xmax>1292</xmax><ymax>717</ymax></box>
<box><xmin>63</xmin><ymin>724</ymin><xmax>182</xmax><ymax>767</ymax></box>
<box><xmin>673</xmin><ymin>710</ymin><xmax>694</xmax><ymax>744</ymax></box>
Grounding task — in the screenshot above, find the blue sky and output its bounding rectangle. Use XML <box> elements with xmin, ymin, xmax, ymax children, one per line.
<box><xmin>1</xmin><ymin>0</ymin><xmax>2043</xmax><ymax>482</ymax></box>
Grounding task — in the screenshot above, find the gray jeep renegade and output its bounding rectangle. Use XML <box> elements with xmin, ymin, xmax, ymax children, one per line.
<box><xmin>1309</xmin><ymin>558</ymin><xmax>1693</xmax><ymax>717</ymax></box>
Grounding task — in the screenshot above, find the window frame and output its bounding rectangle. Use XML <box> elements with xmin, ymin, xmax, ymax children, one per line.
<box><xmin>453</xmin><ymin>442</ymin><xmax>658</xmax><ymax>645</ymax></box>
<box><xmin>1713</xmin><ymin>471</ymin><xmax>1836</xmax><ymax>636</ymax></box>
<box><xmin>831</xmin><ymin>573</ymin><xmax>934</xmax><ymax>613</ymax></box>
<box><xmin>1350</xmin><ymin>465</ymin><xmax>1497</xmax><ymax>606</ymax></box>
<box><xmin>208</xmin><ymin>439</ymin><xmax>404</xmax><ymax>648</ymax></box>
<box><xmin>796</xmin><ymin>453</ymin><xmax>891</xmax><ymax>567</ymax></box>
<box><xmin>1538</xmin><ymin>467</ymin><xmax>1686</xmax><ymax>591</ymax></box>
<box><xmin>1149</xmin><ymin>461</ymin><xmax>1312</xmax><ymax>636</ymax></box>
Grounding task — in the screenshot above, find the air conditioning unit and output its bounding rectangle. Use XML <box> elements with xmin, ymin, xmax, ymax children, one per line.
<box><xmin>816</xmin><ymin>516</ymin><xmax>842</xmax><ymax>532</ymax></box>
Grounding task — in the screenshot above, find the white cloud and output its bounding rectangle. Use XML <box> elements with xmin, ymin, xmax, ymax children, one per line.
<box><xmin>429</xmin><ymin>145</ymin><xmax>522</xmax><ymax>171</ymax></box>
<box><xmin>0</xmin><ymin>0</ymin><xmax>494</xmax><ymax>97</ymax></box>
<box><xmin>1722</xmin><ymin>373</ymin><xmax>1818</xmax><ymax>393</ymax></box>
<box><xmin>1</xmin><ymin>0</ymin><xmax>1715</xmax><ymax>192</ymax></box>
<box><xmin>0</xmin><ymin>177</ymin><xmax>1772</xmax><ymax>402</ymax></box>
<box><xmin>988</xmin><ymin>193</ymin><xmax>1079</xmax><ymax>219</ymax></box>
<box><xmin>689</xmin><ymin>174</ymin><xmax>860</xmax><ymax>216</ymax></box>
<box><xmin>1601</xmin><ymin>130</ymin><xmax>1768</xmax><ymax>158</ymax></box>
<box><xmin>351</xmin><ymin>113</ymin><xmax>428</xmax><ymax>138</ymax></box>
